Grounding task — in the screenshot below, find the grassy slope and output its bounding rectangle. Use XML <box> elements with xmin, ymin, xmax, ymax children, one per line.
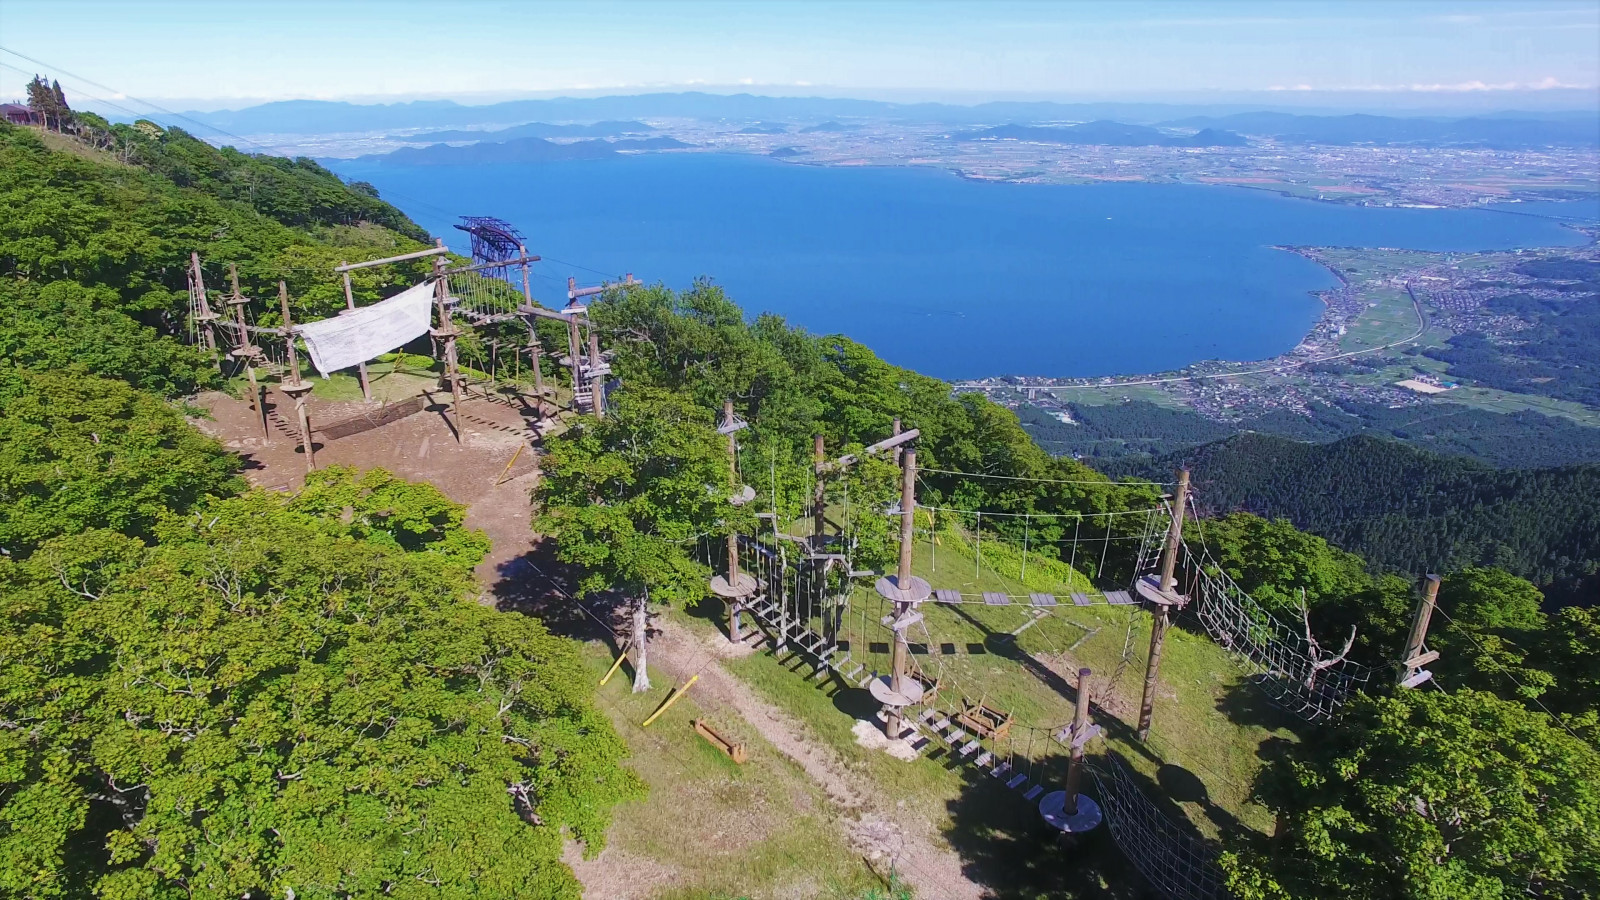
<box><xmin>678</xmin><ymin>526</ymin><xmax>1294</xmax><ymax>897</ymax></box>
<box><xmin>577</xmin><ymin>644</ymin><xmax>884</xmax><ymax>900</ymax></box>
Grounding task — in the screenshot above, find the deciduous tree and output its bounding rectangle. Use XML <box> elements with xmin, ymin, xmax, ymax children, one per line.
<box><xmin>1222</xmin><ymin>689</ymin><xmax>1600</xmax><ymax>900</ymax></box>
<box><xmin>535</xmin><ymin>387</ymin><xmax>744</xmax><ymax>691</ymax></box>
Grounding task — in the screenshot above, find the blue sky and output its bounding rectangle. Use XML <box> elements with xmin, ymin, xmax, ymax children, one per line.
<box><xmin>1</xmin><ymin>1</ymin><xmax>1596</xmax><ymax>108</ymax></box>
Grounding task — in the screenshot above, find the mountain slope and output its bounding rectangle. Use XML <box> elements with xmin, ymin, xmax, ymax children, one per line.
<box><xmin>962</xmin><ymin>120</ymin><xmax>1249</xmax><ymax>147</ymax></box>
<box><xmin>1130</xmin><ymin>432</ymin><xmax>1600</xmax><ymax>597</ymax></box>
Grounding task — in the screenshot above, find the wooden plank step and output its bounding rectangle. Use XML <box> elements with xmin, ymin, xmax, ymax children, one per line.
<box><xmin>919</xmin><ymin>708</ymin><xmax>940</xmax><ymax>724</ymax></box>
<box><xmin>1071</xmin><ymin>592</ymin><xmax>1094</xmax><ymax>607</ymax></box>
<box><xmin>934</xmin><ymin>589</ymin><xmax>962</xmax><ymax>604</ymax></box>
<box><xmin>945</xmin><ymin>728</ymin><xmax>966</xmax><ymax>744</ymax></box>
<box><xmin>1106</xmin><ymin>590</ymin><xmax>1135</xmax><ymax>606</ymax></box>
<box><xmin>931</xmin><ymin>718</ymin><xmax>950</xmax><ymax>732</ymax></box>
<box><xmin>959</xmin><ymin>740</ymin><xmax>981</xmax><ymax>756</ymax></box>
<box><xmin>983</xmin><ymin>592</ymin><xmax>1010</xmax><ymax>606</ymax></box>
<box><xmin>974</xmin><ymin>751</ymin><xmax>993</xmax><ymax>767</ymax></box>
<box><xmin>1023</xmin><ymin>785</ymin><xmax>1044</xmax><ymax>801</ymax></box>
<box><xmin>1030</xmin><ymin>593</ymin><xmax>1057</xmax><ymax>607</ymax></box>
<box><xmin>992</xmin><ymin>761</ymin><xmax>1011</xmax><ymax>777</ymax></box>
<box><xmin>1007</xmin><ymin>773</ymin><xmax>1028</xmax><ymax>789</ymax></box>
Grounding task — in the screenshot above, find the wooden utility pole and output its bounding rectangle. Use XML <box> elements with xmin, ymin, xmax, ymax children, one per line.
<box><xmin>587</xmin><ymin>327</ymin><xmax>607</xmax><ymax>419</ymax></box>
<box><xmin>431</xmin><ymin>244</ymin><xmax>464</xmax><ymax>441</ymax></box>
<box><xmin>339</xmin><ymin>261</ymin><xmax>373</xmax><ymax>402</ymax></box>
<box><xmin>871</xmin><ymin>445</ymin><xmax>931</xmax><ymax>740</ymax></box>
<box><xmin>812</xmin><ymin>434</ymin><xmax>827</xmax><ymax>543</ymax></box>
<box><xmin>190</xmin><ymin>252</ymin><xmax>220</xmax><ymax>358</ymax></box>
<box><xmin>1137</xmin><ymin>467</ymin><xmax>1189</xmax><ymax>741</ymax></box>
<box><xmin>891</xmin><ymin>417</ymin><xmax>903</xmax><ymax>465</ymax></box>
<box><xmin>226</xmin><ymin>265</ymin><xmax>268</xmax><ymax>442</ymax></box>
<box><xmin>1064</xmin><ymin>667</ymin><xmax>1094</xmax><ymax>813</ymax></box>
<box><xmin>563</xmin><ymin>277</ymin><xmax>595</xmax><ymax>410</ymax></box>
<box><xmin>517</xmin><ymin>247</ymin><xmax>546</xmax><ymax>399</ymax></box>
<box><xmin>1397</xmin><ymin>574</ymin><xmax>1442</xmax><ymax>688</ymax></box>
<box><xmin>277</xmin><ymin>281</ymin><xmax>315</xmax><ymax>472</ymax></box>
<box><xmin>710</xmin><ymin>400</ymin><xmax>756</xmax><ymax>641</ymax></box>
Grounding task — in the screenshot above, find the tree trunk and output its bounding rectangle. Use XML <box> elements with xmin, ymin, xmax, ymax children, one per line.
<box><xmin>631</xmin><ymin>594</ymin><xmax>651</xmax><ymax>693</ymax></box>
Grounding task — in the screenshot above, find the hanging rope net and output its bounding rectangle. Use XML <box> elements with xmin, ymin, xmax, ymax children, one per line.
<box><xmin>445</xmin><ymin>267</ymin><xmax>526</xmax><ymax>325</ymax></box>
<box><xmin>1091</xmin><ymin>756</ymin><xmax>1229</xmax><ymax>900</ymax></box>
<box><xmin>1183</xmin><ymin>541</ymin><xmax>1376</xmax><ymax>722</ymax></box>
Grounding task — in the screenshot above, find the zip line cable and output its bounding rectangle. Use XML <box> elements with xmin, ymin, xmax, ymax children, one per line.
<box><xmin>1425</xmin><ymin>603</ymin><xmax>1589</xmax><ymax>745</ymax></box>
<box><xmin>918</xmin><ymin>466</ymin><xmax>1177</xmax><ymax>488</ymax></box>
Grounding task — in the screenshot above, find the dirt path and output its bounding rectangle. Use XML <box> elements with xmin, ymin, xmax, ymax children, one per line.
<box><xmin>196</xmin><ymin>388</ymin><xmax>985</xmax><ymax>897</ymax></box>
<box><xmin>645</xmin><ymin>620</ymin><xmax>987</xmax><ymax>900</ymax></box>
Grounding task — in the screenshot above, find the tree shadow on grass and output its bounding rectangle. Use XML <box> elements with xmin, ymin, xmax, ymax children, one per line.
<box><xmin>492</xmin><ymin>542</ymin><xmax>623</xmax><ymax>649</ymax></box>
<box><xmin>1215</xmin><ymin>675</ymin><xmax>1314</xmax><ymax>735</ymax></box>
<box><xmin>941</xmin><ymin>756</ymin><xmax>1154</xmax><ymax>900</ymax></box>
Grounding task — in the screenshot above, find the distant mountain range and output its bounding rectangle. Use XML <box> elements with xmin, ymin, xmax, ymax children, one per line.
<box><xmin>166</xmin><ymin>92</ymin><xmax>1598</xmax><ymax>140</ymax></box>
<box><xmin>798</xmin><ymin>121</ymin><xmax>862</xmax><ymax>133</ymax></box>
<box><xmin>1120</xmin><ymin>432</ymin><xmax>1600</xmax><ymax>600</ymax></box>
<box><xmin>391</xmin><ymin>120</ymin><xmax>654</xmax><ymax>142</ymax></box>
<box><xmin>963</xmin><ymin>121</ymin><xmax>1249</xmax><ymax>147</ymax></box>
<box><xmin>1159</xmin><ymin>112</ymin><xmax>1600</xmax><ymax>150</ymax></box>
<box><xmin>364</xmin><ymin>135</ymin><xmax>691</xmax><ymax>165</ymax></box>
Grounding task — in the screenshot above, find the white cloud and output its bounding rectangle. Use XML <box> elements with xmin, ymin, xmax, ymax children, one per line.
<box><xmin>1268</xmin><ymin>78</ymin><xmax>1592</xmax><ymax>93</ymax></box>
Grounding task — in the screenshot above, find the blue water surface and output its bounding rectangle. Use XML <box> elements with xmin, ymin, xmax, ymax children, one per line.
<box><xmin>334</xmin><ymin>153</ymin><xmax>1585</xmax><ymax>379</ymax></box>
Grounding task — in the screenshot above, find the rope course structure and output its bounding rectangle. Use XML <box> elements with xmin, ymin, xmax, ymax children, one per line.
<box><xmin>1182</xmin><ymin>538</ymin><xmax>1377</xmax><ymax>722</ymax></box>
<box><xmin>1089</xmin><ymin>756</ymin><xmax>1229</xmax><ymax>900</ymax></box>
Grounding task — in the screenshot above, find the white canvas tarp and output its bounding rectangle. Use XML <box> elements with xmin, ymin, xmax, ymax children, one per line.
<box><xmin>297</xmin><ymin>280</ymin><xmax>435</xmax><ymax>378</ymax></box>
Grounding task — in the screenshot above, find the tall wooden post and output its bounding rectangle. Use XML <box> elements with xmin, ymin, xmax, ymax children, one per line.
<box><xmin>340</xmin><ymin>261</ymin><xmax>372</xmax><ymax>402</ymax></box>
<box><xmin>1138</xmin><ymin>467</ymin><xmax>1189</xmax><ymax>741</ymax></box>
<box><xmin>726</xmin><ymin>400</ymin><xmax>742</xmax><ymax>641</ymax></box>
<box><xmin>519</xmin><ymin>245</ymin><xmax>533</xmax><ymax>308</ymax></box>
<box><xmin>190</xmin><ymin>252</ymin><xmax>219</xmax><ymax>359</ymax></box>
<box><xmin>277</xmin><ymin>281</ymin><xmax>315</xmax><ymax>472</ymax></box>
<box><xmin>885</xmin><ymin>447</ymin><xmax>918</xmax><ymax>739</ymax></box>
<box><xmin>518</xmin><ymin>248</ymin><xmax>546</xmax><ymax>398</ymax></box>
<box><xmin>1398</xmin><ymin>575</ymin><xmax>1442</xmax><ymax>687</ymax></box>
<box><xmin>565</xmin><ymin>277</ymin><xmax>585</xmax><ymax>405</ymax></box>
<box><xmin>891</xmin><ymin>417</ymin><xmax>903</xmax><ymax>465</ymax></box>
<box><xmin>588</xmin><ymin>327</ymin><xmax>606</xmax><ymax>419</ymax></box>
<box><xmin>227</xmin><ymin>265</ymin><xmax>268</xmax><ymax>442</ymax></box>
<box><xmin>432</xmin><ymin>245</ymin><xmax>463</xmax><ymax>442</ymax></box>
<box><xmin>812</xmin><ymin>434</ymin><xmax>827</xmax><ymax>543</ymax></box>
<box><xmin>1065</xmin><ymin>667</ymin><xmax>1093</xmax><ymax>813</ymax></box>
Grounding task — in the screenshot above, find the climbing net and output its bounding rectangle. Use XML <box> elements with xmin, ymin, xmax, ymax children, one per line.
<box><xmin>1183</xmin><ymin>540</ymin><xmax>1377</xmax><ymax>722</ymax></box>
<box><xmin>1090</xmin><ymin>756</ymin><xmax>1229</xmax><ymax>900</ymax></box>
<box><xmin>445</xmin><ymin>266</ymin><xmax>527</xmax><ymax>325</ymax></box>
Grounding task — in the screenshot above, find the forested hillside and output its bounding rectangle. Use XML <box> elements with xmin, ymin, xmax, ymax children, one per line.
<box><xmin>0</xmin><ymin>117</ymin><xmax>643</xmax><ymax>897</ymax></box>
<box><xmin>1129</xmin><ymin>431</ymin><xmax>1600</xmax><ymax>600</ymax></box>
<box><xmin>1027</xmin><ymin>397</ymin><xmax>1600</xmax><ymax>468</ymax></box>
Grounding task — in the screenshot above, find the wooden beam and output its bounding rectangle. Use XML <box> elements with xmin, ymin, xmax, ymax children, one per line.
<box><xmin>334</xmin><ymin>245</ymin><xmax>450</xmax><ymax>272</ymax></box>
<box><xmin>817</xmin><ymin>428</ymin><xmax>921</xmax><ymax>473</ymax></box>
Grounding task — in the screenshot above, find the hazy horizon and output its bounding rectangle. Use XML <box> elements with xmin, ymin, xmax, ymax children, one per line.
<box><xmin>2</xmin><ymin>0</ymin><xmax>1597</xmax><ymax>119</ymax></box>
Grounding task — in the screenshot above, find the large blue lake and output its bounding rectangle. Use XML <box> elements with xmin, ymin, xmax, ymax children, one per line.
<box><xmin>335</xmin><ymin>153</ymin><xmax>1585</xmax><ymax>380</ymax></box>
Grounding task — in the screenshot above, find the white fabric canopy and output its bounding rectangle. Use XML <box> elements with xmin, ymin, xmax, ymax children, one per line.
<box><xmin>297</xmin><ymin>280</ymin><xmax>435</xmax><ymax>378</ymax></box>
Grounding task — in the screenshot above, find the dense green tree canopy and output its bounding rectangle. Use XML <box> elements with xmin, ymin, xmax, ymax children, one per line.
<box><xmin>535</xmin><ymin>387</ymin><xmax>742</xmax><ymax>606</ymax></box>
<box><xmin>1223</xmin><ymin>689</ymin><xmax>1600</xmax><ymax>900</ymax></box>
<box><xmin>0</xmin><ymin>492</ymin><xmax>642</xmax><ymax>899</ymax></box>
<box><xmin>0</xmin><ymin>365</ymin><xmax>241</xmax><ymax>557</ymax></box>
<box><xmin>289</xmin><ymin>465</ymin><xmax>492</xmax><ymax>571</ymax></box>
